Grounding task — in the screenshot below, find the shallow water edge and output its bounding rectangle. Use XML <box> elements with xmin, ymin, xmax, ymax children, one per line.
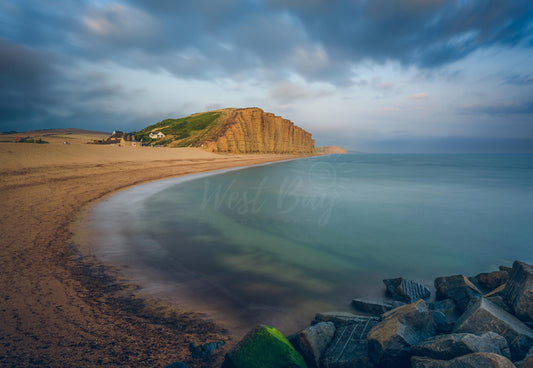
<box><xmin>72</xmin><ymin>156</ymin><xmax>315</xmax><ymax>337</ymax></box>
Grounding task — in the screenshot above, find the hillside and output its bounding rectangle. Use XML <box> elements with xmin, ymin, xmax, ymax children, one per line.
<box><xmin>0</xmin><ymin>128</ymin><xmax>109</xmax><ymax>144</ymax></box>
<box><xmin>316</xmin><ymin>146</ymin><xmax>348</xmax><ymax>154</ymax></box>
<box><xmin>136</xmin><ymin>107</ymin><xmax>315</xmax><ymax>154</ymax></box>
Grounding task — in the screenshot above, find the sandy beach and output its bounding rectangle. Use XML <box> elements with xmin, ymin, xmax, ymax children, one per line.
<box><xmin>0</xmin><ymin>138</ymin><xmax>304</xmax><ymax>367</ymax></box>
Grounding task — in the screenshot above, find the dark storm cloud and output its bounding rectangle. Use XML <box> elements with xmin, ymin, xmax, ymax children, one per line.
<box><xmin>3</xmin><ymin>0</ymin><xmax>532</xmax><ymax>82</ymax></box>
<box><xmin>268</xmin><ymin>0</ymin><xmax>533</xmax><ymax>69</ymax></box>
<box><xmin>87</xmin><ymin>0</ymin><xmax>530</xmax><ymax>81</ymax></box>
<box><xmin>116</xmin><ymin>1</ymin><xmax>523</xmax><ymax>86</ymax></box>
<box><xmin>0</xmin><ymin>36</ymin><xmax>146</xmax><ymax>132</ymax></box>
<box><xmin>0</xmin><ymin>1</ymin><xmax>86</xmax><ymax>51</ymax></box>
<box><xmin>65</xmin><ymin>0</ymin><xmax>315</xmax><ymax>80</ymax></box>
<box><xmin>0</xmin><ymin>38</ymin><xmax>57</xmax><ymax>130</ymax></box>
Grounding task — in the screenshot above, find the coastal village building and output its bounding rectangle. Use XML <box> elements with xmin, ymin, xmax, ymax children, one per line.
<box><xmin>149</xmin><ymin>131</ymin><xmax>165</xmax><ymax>139</ymax></box>
<box><xmin>93</xmin><ymin>130</ymin><xmax>139</xmax><ymax>146</ymax></box>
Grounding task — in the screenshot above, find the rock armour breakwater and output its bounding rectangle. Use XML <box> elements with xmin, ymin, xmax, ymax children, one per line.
<box><xmin>192</xmin><ymin>260</ymin><xmax>533</xmax><ymax>368</ymax></box>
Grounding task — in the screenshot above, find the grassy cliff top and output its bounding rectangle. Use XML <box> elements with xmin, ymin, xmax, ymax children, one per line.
<box><xmin>135</xmin><ymin>110</ymin><xmax>224</xmax><ymax>147</ymax></box>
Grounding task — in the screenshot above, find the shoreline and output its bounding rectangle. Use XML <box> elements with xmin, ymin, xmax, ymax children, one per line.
<box><xmin>73</xmin><ymin>156</ymin><xmax>311</xmax><ymax>339</ymax></box>
<box><xmin>0</xmin><ymin>142</ymin><xmax>311</xmax><ymax>367</ymax></box>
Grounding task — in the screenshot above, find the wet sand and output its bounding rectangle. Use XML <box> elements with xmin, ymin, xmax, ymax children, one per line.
<box><xmin>0</xmin><ymin>140</ymin><xmax>305</xmax><ymax>367</ymax></box>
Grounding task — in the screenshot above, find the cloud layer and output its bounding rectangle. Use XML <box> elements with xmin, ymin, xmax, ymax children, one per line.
<box><xmin>1</xmin><ymin>0</ymin><xmax>533</xmax><ymax>151</ymax></box>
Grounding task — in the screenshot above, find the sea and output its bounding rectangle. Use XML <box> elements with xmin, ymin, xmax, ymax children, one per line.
<box><xmin>87</xmin><ymin>154</ymin><xmax>533</xmax><ymax>334</ymax></box>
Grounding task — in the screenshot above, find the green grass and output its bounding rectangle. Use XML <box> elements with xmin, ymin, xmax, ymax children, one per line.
<box><xmin>136</xmin><ymin>111</ymin><xmax>221</xmax><ymax>146</ymax></box>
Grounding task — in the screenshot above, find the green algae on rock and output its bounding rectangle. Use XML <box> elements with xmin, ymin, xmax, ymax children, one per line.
<box><xmin>221</xmin><ymin>325</ymin><xmax>308</xmax><ymax>368</ymax></box>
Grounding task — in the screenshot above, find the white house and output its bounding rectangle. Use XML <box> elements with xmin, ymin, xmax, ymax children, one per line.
<box><xmin>149</xmin><ymin>131</ymin><xmax>166</xmax><ymax>139</ymax></box>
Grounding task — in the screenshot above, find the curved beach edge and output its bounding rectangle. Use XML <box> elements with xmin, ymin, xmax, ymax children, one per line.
<box><xmin>0</xmin><ymin>142</ymin><xmax>311</xmax><ymax>368</ymax></box>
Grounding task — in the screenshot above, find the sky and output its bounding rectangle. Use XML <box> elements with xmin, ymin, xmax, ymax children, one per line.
<box><xmin>1</xmin><ymin>0</ymin><xmax>533</xmax><ymax>153</ymax></box>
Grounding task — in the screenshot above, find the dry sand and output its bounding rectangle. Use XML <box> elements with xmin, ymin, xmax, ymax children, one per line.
<box><xmin>0</xmin><ymin>138</ymin><xmax>305</xmax><ymax>367</ymax></box>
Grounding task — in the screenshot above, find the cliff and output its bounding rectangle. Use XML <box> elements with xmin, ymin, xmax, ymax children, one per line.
<box><xmin>316</xmin><ymin>146</ymin><xmax>348</xmax><ymax>154</ymax></box>
<box><xmin>202</xmin><ymin>108</ymin><xmax>315</xmax><ymax>154</ymax></box>
<box><xmin>137</xmin><ymin>107</ymin><xmax>315</xmax><ymax>154</ymax></box>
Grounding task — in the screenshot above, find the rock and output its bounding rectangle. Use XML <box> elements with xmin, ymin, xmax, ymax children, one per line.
<box><xmin>313</xmin><ymin>311</ymin><xmax>380</xmax><ymax>328</ymax></box>
<box><xmin>430</xmin><ymin>299</ymin><xmax>459</xmax><ymax>333</ymax></box>
<box><xmin>288</xmin><ymin>322</ymin><xmax>335</xmax><ymax>368</ymax></box>
<box><xmin>164</xmin><ymin>362</ymin><xmax>189</xmax><ymax>368</ymax></box>
<box><xmin>473</xmin><ymin>270</ymin><xmax>509</xmax><ymax>292</ymax></box>
<box><xmin>322</xmin><ymin>339</ymin><xmax>373</xmax><ymax>368</ymax></box>
<box><xmin>411</xmin><ymin>352</ymin><xmax>515</xmax><ymax>368</ymax></box>
<box><xmin>500</xmin><ymin>266</ymin><xmax>512</xmax><ymax>273</ymax></box>
<box><xmin>444</xmin><ymin>352</ymin><xmax>516</xmax><ymax>367</ymax></box>
<box><xmin>189</xmin><ymin>340</ymin><xmax>226</xmax><ymax>359</ymax></box>
<box><xmin>484</xmin><ymin>284</ymin><xmax>514</xmax><ymax>313</ymax></box>
<box><xmin>430</xmin><ymin>299</ymin><xmax>457</xmax><ymax>315</ymax></box>
<box><xmin>484</xmin><ymin>284</ymin><xmax>507</xmax><ymax>298</ymax></box>
<box><xmin>221</xmin><ymin>325</ymin><xmax>307</xmax><ymax>368</ymax></box>
<box><xmin>432</xmin><ymin>311</ymin><xmax>454</xmax><ymax>334</ymax></box>
<box><xmin>434</xmin><ymin>275</ymin><xmax>483</xmax><ymax>313</ymax></box>
<box><xmin>411</xmin><ymin>332</ymin><xmax>510</xmax><ymax>360</ymax></box>
<box><xmin>485</xmin><ymin>293</ymin><xmax>508</xmax><ymax>310</ymax></box>
<box><xmin>453</xmin><ymin>298</ymin><xmax>533</xmax><ymax>362</ymax></box>
<box><xmin>351</xmin><ymin>297</ymin><xmax>402</xmax><ymax>316</ymax></box>
<box><xmin>383</xmin><ymin>277</ymin><xmax>431</xmax><ymax>303</ymax></box>
<box><xmin>502</xmin><ymin>261</ymin><xmax>533</xmax><ymax>324</ymax></box>
<box><xmin>517</xmin><ymin>347</ymin><xmax>533</xmax><ymax>368</ymax></box>
<box><xmin>367</xmin><ymin>300</ymin><xmax>436</xmax><ymax>368</ymax></box>
<box><xmin>411</xmin><ymin>356</ymin><xmax>447</xmax><ymax>368</ymax></box>
<box><xmin>320</xmin><ymin>315</ymin><xmax>380</xmax><ymax>368</ymax></box>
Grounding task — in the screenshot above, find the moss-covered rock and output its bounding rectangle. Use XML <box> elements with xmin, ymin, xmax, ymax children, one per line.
<box><xmin>221</xmin><ymin>325</ymin><xmax>308</xmax><ymax>368</ymax></box>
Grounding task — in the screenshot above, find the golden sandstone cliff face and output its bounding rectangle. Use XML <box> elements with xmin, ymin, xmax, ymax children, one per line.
<box><xmin>203</xmin><ymin>108</ymin><xmax>315</xmax><ymax>154</ymax></box>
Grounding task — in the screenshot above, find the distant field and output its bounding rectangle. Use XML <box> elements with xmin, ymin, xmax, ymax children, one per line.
<box><xmin>0</xmin><ymin>128</ymin><xmax>110</xmax><ymax>144</ymax></box>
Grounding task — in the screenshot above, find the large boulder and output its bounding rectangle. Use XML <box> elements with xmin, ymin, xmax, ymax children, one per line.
<box><xmin>429</xmin><ymin>299</ymin><xmax>457</xmax><ymax>316</ymax></box>
<box><xmin>367</xmin><ymin>300</ymin><xmax>436</xmax><ymax>368</ymax></box>
<box><xmin>321</xmin><ymin>316</ymin><xmax>379</xmax><ymax>368</ymax></box>
<box><xmin>351</xmin><ymin>297</ymin><xmax>402</xmax><ymax>316</ymax></box>
<box><xmin>221</xmin><ymin>325</ymin><xmax>307</xmax><ymax>368</ymax></box>
<box><xmin>484</xmin><ymin>284</ymin><xmax>513</xmax><ymax>313</ymax></box>
<box><xmin>288</xmin><ymin>322</ymin><xmax>336</xmax><ymax>368</ymax></box>
<box><xmin>322</xmin><ymin>340</ymin><xmax>374</xmax><ymax>368</ymax></box>
<box><xmin>313</xmin><ymin>311</ymin><xmax>380</xmax><ymax>328</ymax></box>
<box><xmin>411</xmin><ymin>352</ymin><xmax>515</xmax><ymax>368</ymax></box>
<box><xmin>473</xmin><ymin>270</ymin><xmax>509</xmax><ymax>292</ymax></box>
<box><xmin>321</xmin><ymin>337</ymin><xmax>373</xmax><ymax>368</ymax></box>
<box><xmin>189</xmin><ymin>341</ymin><xmax>225</xmax><ymax>358</ymax></box>
<box><xmin>411</xmin><ymin>332</ymin><xmax>510</xmax><ymax>360</ymax></box>
<box><xmin>429</xmin><ymin>299</ymin><xmax>460</xmax><ymax>333</ymax></box>
<box><xmin>453</xmin><ymin>298</ymin><xmax>533</xmax><ymax>362</ymax></box>
<box><xmin>502</xmin><ymin>261</ymin><xmax>533</xmax><ymax>324</ymax></box>
<box><xmin>383</xmin><ymin>277</ymin><xmax>431</xmax><ymax>303</ymax></box>
<box><xmin>517</xmin><ymin>347</ymin><xmax>533</xmax><ymax>368</ymax></box>
<box><xmin>432</xmin><ymin>311</ymin><xmax>453</xmax><ymax>334</ymax></box>
<box><xmin>434</xmin><ymin>275</ymin><xmax>483</xmax><ymax>313</ymax></box>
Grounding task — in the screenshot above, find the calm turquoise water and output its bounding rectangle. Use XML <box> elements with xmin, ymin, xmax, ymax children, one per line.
<box><xmin>91</xmin><ymin>154</ymin><xmax>533</xmax><ymax>332</ymax></box>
